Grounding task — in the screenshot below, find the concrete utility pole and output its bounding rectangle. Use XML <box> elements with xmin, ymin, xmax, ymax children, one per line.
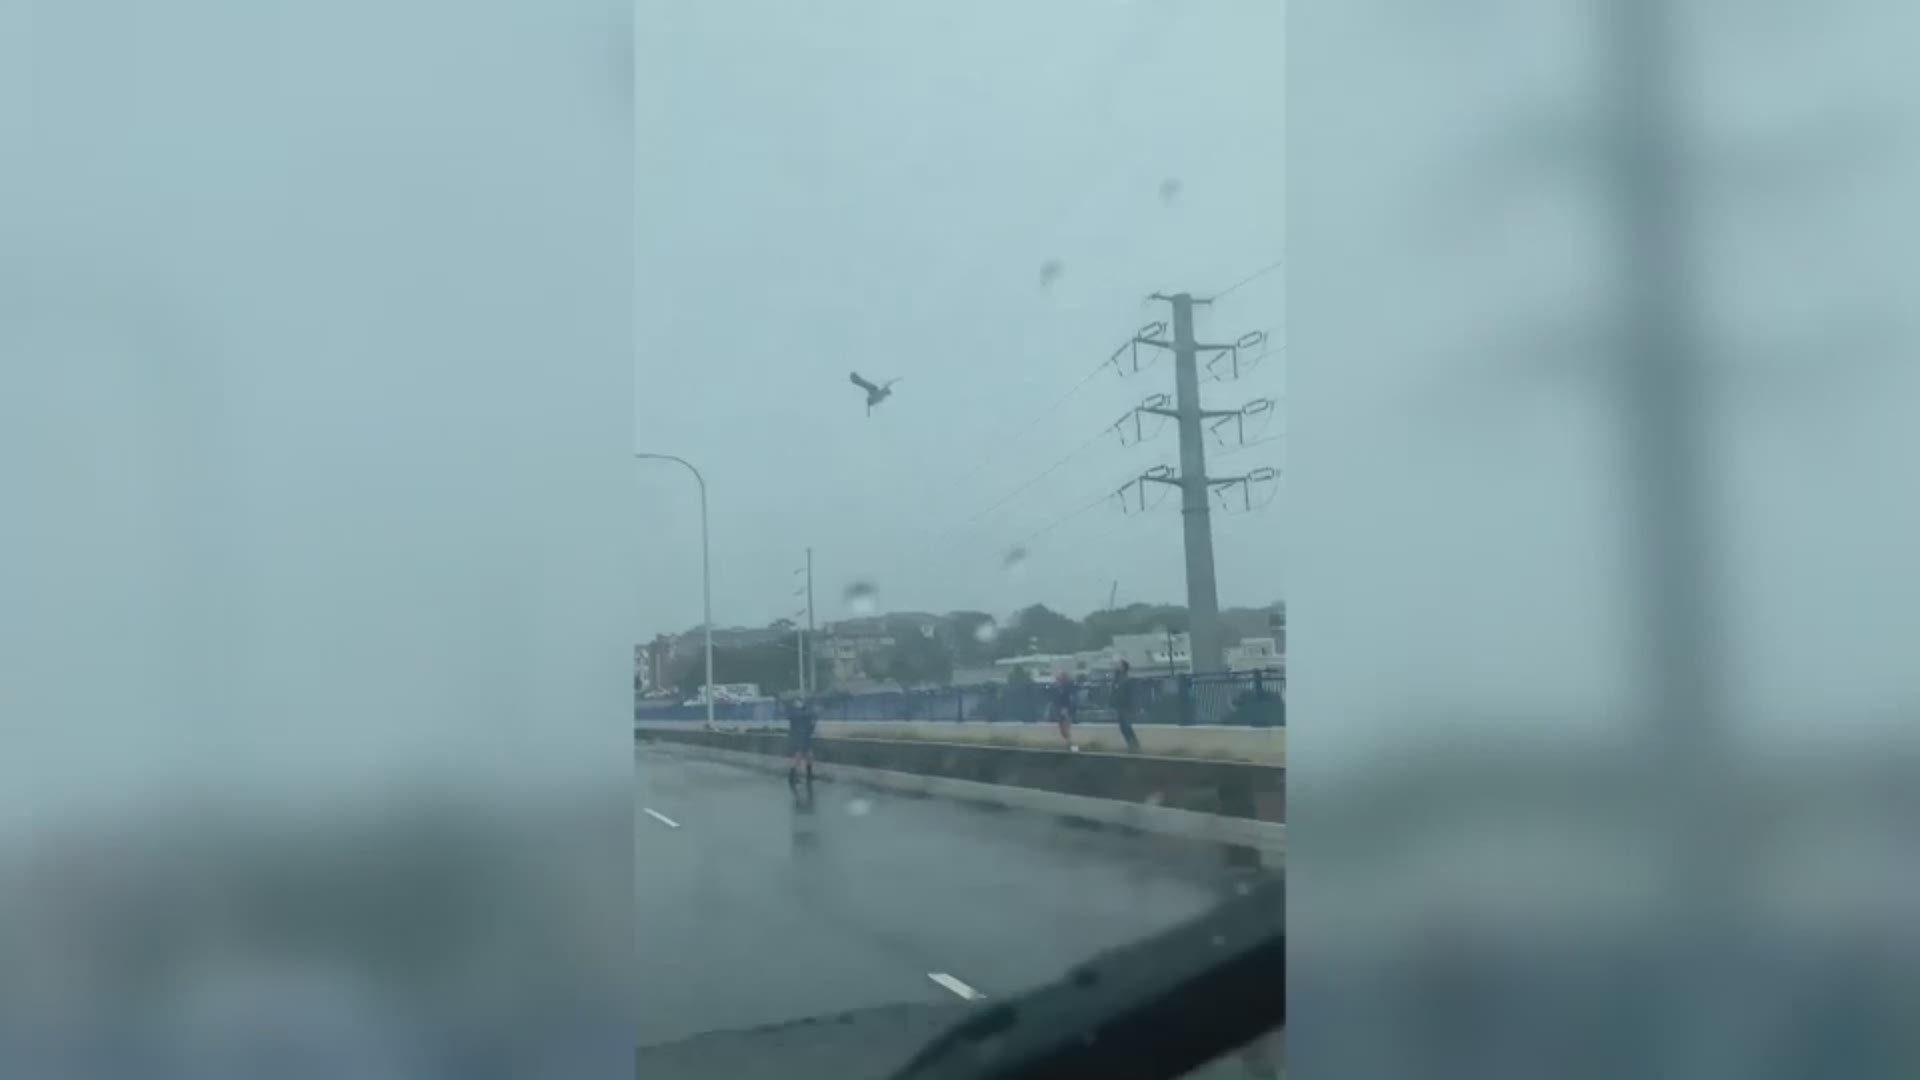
<box><xmin>1112</xmin><ymin>294</ymin><xmax>1274</xmax><ymax>674</ymax></box>
<box><xmin>793</xmin><ymin>547</ymin><xmax>817</xmax><ymax>696</ymax></box>
<box><xmin>1603</xmin><ymin>0</ymin><xmax>1718</xmax><ymax>759</ymax></box>
<box><xmin>805</xmin><ymin>547</ymin><xmax>816</xmax><ymax>693</ymax></box>
<box><xmin>793</xmin><ymin>620</ymin><xmax>806</xmax><ymax>696</ymax></box>
<box><xmin>1168</xmin><ymin>294</ymin><xmax>1225</xmax><ymax>674</ymax></box>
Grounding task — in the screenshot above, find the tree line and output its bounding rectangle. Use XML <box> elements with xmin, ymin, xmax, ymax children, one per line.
<box><xmin>659</xmin><ymin>601</ymin><xmax>1282</xmax><ymax>699</ymax></box>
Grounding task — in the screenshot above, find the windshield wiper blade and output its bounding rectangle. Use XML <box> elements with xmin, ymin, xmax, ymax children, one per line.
<box><xmin>888</xmin><ymin>876</ymin><xmax>1285</xmax><ymax>1080</ymax></box>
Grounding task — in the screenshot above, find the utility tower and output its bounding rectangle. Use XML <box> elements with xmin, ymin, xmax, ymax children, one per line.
<box><xmin>1110</xmin><ymin>293</ymin><xmax>1276</xmax><ymax>673</ymax></box>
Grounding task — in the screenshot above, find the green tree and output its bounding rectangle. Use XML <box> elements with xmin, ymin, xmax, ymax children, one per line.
<box><xmin>941</xmin><ymin>610</ymin><xmax>999</xmax><ymax>667</ymax></box>
<box><xmin>994</xmin><ymin>604</ymin><xmax>1083</xmax><ymax>658</ymax></box>
<box><xmin>671</xmin><ymin>641</ymin><xmax>801</xmax><ymax>698</ymax></box>
<box><xmin>1081</xmin><ymin>603</ymin><xmax>1189</xmax><ymax>648</ymax></box>
<box><xmin>877</xmin><ymin>631</ymin><xmax>953</xmax><ymax>688</ymax></box>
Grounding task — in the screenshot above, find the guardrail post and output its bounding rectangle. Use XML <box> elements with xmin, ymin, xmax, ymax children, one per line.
<box><xmin>1178</xmin><ymin>674</ymin><xmax>1196</xmax><ymax>727</ymax></box>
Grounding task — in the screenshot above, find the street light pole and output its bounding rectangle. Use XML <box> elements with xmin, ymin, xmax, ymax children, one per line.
<box><xmin>805</xmin><ymin>546</ymin><xmax>815</xmax><ymax>694</ymax></box>
<box><xmin>635</xmin><ymin>452</ymin><xmax>714</xmax><ymax>732</ymax></box>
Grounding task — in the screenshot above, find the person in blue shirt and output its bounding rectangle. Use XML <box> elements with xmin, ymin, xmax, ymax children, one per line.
<box><xmin>785</xmin><ymin>694</ymin><xmax>818</xmax><ymax>787</ymax></box>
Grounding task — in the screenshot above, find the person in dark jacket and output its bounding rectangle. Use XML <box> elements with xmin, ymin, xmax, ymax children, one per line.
<box><xmin>1047</xmin><ymin>672</ymin><xmax>1079</xmax><ymax>752</ymax></box>
<box><xmin>1110</xmin><ymin>659</ymin><xmax>1142</xmax><ymax>752</ymax></box>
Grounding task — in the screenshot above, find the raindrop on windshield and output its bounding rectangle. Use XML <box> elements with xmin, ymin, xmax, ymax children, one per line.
<box><xmin>846</xmin><ymin>798</ymin><xmax>873</xmax><ymax>818</ymax></box>
<box><xmin>844</xmin><ymin>580</ymin><xmax>879</xmax><ymax>615</ymax></box>
<box><xmin>1158</xmin><ymin>177</ymin><xmax>1182</xmax><ymax>205</ymax></box>
<box><xmin>1001</xmin><ymin>547</ymin><xmax>1029</xmax><ymax>574</ymax></box>
<box><xmin>1037</xmin><ymin>259</ymin><xmax>1063</xmax><ymax>291</ymax></box>
<box><xmin>973</xmin><ymin>620</ymin><xmax>1000</xmax><ymax>645</ymax></box>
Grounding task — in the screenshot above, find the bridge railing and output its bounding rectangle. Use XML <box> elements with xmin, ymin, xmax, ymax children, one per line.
<box><xmin>634</xmin><ymin>670</ymin><xmax>1284</xmax><ymax>728</ymax></box>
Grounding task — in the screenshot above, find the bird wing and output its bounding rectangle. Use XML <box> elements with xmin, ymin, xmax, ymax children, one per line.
<box><xmin>849</xmin><ymin>372</ymin><xmax>880</xmax><ymax>394</ymax></box>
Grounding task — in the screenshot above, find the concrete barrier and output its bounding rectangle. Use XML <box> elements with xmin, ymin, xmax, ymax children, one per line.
<box><xmin>636</xmin><ymin>727</ymin><xmax>1286</xmax><ymax>861</ymax></box>
<box><xmin>638</xmin><ymin>719</ymin><xmax>1286</xmax><ymax>765</ymax></box>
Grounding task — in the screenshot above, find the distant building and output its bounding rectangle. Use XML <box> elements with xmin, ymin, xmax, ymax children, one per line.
<box><xmin>951</xmin><ymin>665</ymin><xmax>1005</xmax><ymax>687</ymax></box>
<box><xmin>1225</xmin><ymin>636</ymin><xmax>1283</xmax><ymax>673</ymax></box>
<box><xmin>684</xmin><ymin>682</ymin><xmax>767</xmax><ymax>706</ymax></box>
<box><xmin>645</xmin><ymin>633</ymin><xmax>678</xmax><ymax>695</ymax></box>
<box><xmin>992</xmin><ymin>653</ymin><xmax>1079</xmax><ymax>680</ymax></box>
<box><xmin>992</xmin><ymin>649</ymin><xmax>1116</xmax><ymax>681</ymax></box>
<box><xmin>1109</xmin><ymin>631</ymin><xmax>1191</xmax><ymax>676</ymax></box>
<box><xmin>820</xmin><ymin>620</ymin><xmax>895</xmax><ymax>685</ymax></box>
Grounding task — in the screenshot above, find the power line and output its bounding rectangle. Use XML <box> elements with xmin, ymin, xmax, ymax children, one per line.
<box><xmin>1210</xmin><ymin>433</ymin><xmax>1285</xmax><ymax>461</ymax></box>
<box><xmin>946</xmin><ymin>308</ymin><xmax>1267</xmax><ymax>499</ymax></box>
<box><xmin>1206</xmin><ymin>258</ymin><xmax>1284</xmax><ymax>302</ymax></box>
<box><xmin>950</xmin><ymin>357</ymin><xmax>1113</xmax><ymax>489</ymax></box>
<box><xmin>951</xmin><ymin>303</ymin><xmax>1280</xmax><ymax>581</ymax></box>
<box><xmin>930</xmin><ymin>284</ymin><xmax>1279</xmax><ymax>578</ymax></box>
<box><xmin>943</xmin><ymin>424</ymin><xmax>1113</xmax><ymax>538</ymax></box>
<box><xmin>1011</xmin><ymin>488</ymin><xmax>1117</xmax><ymax>550</ymax></box>
<box><xmin>1209</xmin><ymin>467</ymin><xmax>1283</xmax><ymax>515</ymax></box>
<box><xmin>946</xmin><ymin>308</ymin><xmax>1273</xmax><ymax>543</ymax></box>
<box><xmin>921</xmin><ymin>463</ymin><xmax>1147</xmax><ymax>601</ymax></box>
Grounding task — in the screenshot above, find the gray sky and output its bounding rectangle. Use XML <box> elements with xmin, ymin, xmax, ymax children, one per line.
<box><xmin>633</xmin><ymin>0</ymin><xmax>1286</xmax><ymax>638</ymax></box>
<box><xmin>3</xmin><ymin>0</ymin><xmax>635</xmax><ymax>825</ymax></box>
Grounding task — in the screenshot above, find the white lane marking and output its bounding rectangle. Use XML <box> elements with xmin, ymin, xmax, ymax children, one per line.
<box><xmin>928</xmin><ymin>973</ymin><xmax>986</xmax><ymax>1002</ymax></box>
<box><xmin>642</xmin><ymin>808</ymin><xmax>682</xmax><ymax>829</ymax></box>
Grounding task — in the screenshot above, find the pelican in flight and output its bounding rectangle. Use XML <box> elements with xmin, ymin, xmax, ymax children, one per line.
<box><xmin>848</xmin><ymin>372</ymin><xmax>900</xmax><ymax>416</ymax></box>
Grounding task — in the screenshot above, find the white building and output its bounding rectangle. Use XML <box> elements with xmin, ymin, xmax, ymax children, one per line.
<box><xmin>1108</xmin><ymin>631</ymin><xmax>1191</xmax><ymax>675</ymax></box>
<box><xmin>1225</xmin><ymin>636</ymin><xmax>1284</xmax><ymax>673</ymax></box>
<box><xmin>992</xmin><ymin>649</ymin><xmax>1119</xmax><ymax>681</ymax></box>
<box><xmin>991</xmin><ymin>652</ymin><xmax>1074</xmax><ymax>680</ymax></box>
<box><xmin>989</xmin><ymin>652</ymin><xmax>1084</xmax><ymax>680</ymax></box>
<box><xmin>683</xmin><ymin>682</ymin><xmax>768</xmax><ymax>706</ymax></box>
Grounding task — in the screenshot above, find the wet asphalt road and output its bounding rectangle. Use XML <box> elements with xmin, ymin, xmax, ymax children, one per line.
<box><xmin>636</xmin><ymin>743</ymin><xmax>1259</xmax><ymax>1052</ymax></box>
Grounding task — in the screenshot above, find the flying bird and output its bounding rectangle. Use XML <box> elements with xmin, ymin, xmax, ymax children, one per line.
<box><xmin>848</xmin><ymin>371</ymin><xmax>900</xmax><ymax>416</ymax></box>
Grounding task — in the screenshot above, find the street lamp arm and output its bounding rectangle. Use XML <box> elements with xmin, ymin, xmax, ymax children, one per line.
<box><xmin>633</xmin><ymin>452</ymin><xmax>704</xmax><ymax>494</ymax></box>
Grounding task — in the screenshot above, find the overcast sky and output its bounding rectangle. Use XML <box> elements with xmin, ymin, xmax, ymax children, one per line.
<box><xmin>633</xmin><ymin>0</ymin><xmax>1285</xmax><ymax>638</ymax></box>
